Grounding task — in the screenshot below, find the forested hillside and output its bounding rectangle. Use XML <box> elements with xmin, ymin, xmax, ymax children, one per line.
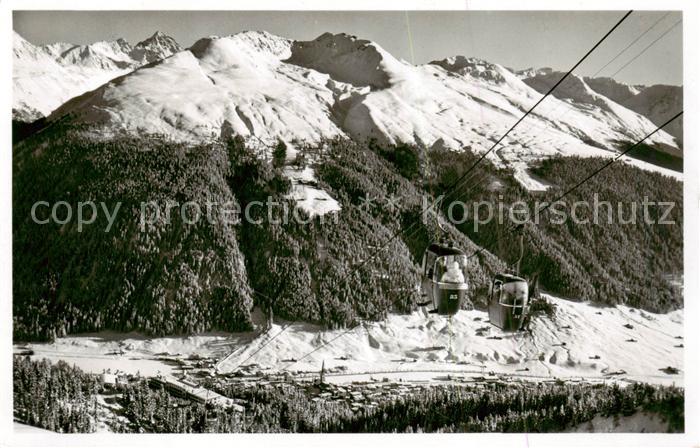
<box><xmin>426</xmin><ymin>148</ymin><xmax>683</xmax><ymax>312</ymax></box>
<box><xmin>12</xmin><ymin>123</ymin><xmax>682</xmax><ymax>341</ymax></box>
<box><xmin>14</xmin><ymin>357</ymin><xmax>100</xmax><ymax>432</ymax></box>
<box><xmin>13</xmin><ymin>127</ymin><xmax>253</xmax><ymax>340</ymax></box>
<box><xmin>12</xmin><ymin>127</ymin><xmax>502</xmax><ymax>340</ymax></box>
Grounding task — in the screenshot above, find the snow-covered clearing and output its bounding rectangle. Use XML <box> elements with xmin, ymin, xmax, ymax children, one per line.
<box><xmin>284</xmin><ymin>166</ymin><xmax>341</xmax><ymax>217</ymax></box>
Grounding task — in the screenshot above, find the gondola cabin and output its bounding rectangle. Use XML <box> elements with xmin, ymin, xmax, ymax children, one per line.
<box><xmin>420</xmin><ymin>243</ymin><xmax>469</xmax><ymax>315</ymax></box>
<box><xmin>488</xmin><ymin>273</ymin><xmax>529</xmax><ymax>331</ymax></box>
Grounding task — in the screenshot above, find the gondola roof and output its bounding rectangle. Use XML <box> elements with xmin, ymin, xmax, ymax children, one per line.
<box><xmin>494</xmin><ymin>272</ymin><xmax>527</xmax><ymax>283</ymax></box>
<box><xmin>426</xmin><ymin>243</ymin><xmax>465</xmax><ymax>257</ymax></box>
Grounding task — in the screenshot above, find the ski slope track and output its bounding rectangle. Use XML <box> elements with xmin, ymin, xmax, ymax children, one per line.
<box><xmin>25</xmin><ymin>31</ymin><xmax>681</xmax><ymax>187</ymax></box>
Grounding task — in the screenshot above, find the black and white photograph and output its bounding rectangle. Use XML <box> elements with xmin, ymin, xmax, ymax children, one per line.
<box><xmin>2</xmin><ymin>0</ymin><xmax>698</xmax><ymax>445</ymax></box>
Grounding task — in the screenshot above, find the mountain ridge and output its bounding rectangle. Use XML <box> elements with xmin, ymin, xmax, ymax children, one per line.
<box><xmin>517</xmin><ymin>68</ymin><xmax>683</xmax><ymax>146</ymax></box>
<box><xmin>12</xmin><ymin>30</ymin><xmax>182</xmax><ymax>121</ymax></box>
<box><xmin>15</xmin><ymin>30</ymin><xmax>683</xmax><ymax>161</ymax></box>
<box><xmin>20</xmin><ymin>30</ymin><xmax>681</xmax><ymax>189</ymax></box>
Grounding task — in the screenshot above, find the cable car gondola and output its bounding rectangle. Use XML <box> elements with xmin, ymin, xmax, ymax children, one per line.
<box><xmin>488</xmin><ymin>228</ymin><xmax>530</xmax><ymax>331</ymax></box>
<box><xmin>488</xmin><ymin>273</ymin><xmax>529</xmax><ymax>331</ymax></box>
<box><xmin>418</xmin><ymin>243</ymin><xmax>469</xmax><ymax>316</ymax></box>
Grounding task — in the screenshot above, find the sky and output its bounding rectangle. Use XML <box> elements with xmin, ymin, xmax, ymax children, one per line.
<box><xmin>13</xmin><ymin>10</ymin><xmax>683</xmax><ymax>86</ymax></box>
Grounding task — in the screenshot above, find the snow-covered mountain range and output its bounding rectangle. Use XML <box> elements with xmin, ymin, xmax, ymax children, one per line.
<box><xmin>516</xmin><ymin>70</ymin><xmax>683</xmax><ymax>146</ymax></box>
<box><xmin>13</xmin><ymin>31</ymin><xmax>181</xmax><ymax>121</ymax></box>
<box><xmin>13</xmin><ymin>30</ymin><xmax>683</xmax><ymax>184</ymax></box>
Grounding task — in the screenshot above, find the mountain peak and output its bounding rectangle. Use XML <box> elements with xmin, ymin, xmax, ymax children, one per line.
<box><xmin>230</xmin><ymin>30</ymin><xmax>293</xmax><ymax>58</ymax></box>
<box><xmin>286</xmin><ymin>32</ymin><xmax>404</xmax><ymax>88</ymax></box>
<box><xmin>523</xmin><ymin>70</ymin><xmax>603</xmax><ymax>105</ymax></box>
<box><xmin>131</xmin><ymin>31</ymin><xmax>181</xmax><ymax>64</ymax></box>
<box><xmin>514</xmin><ymin>66</ymin><xmax>553</xmax><ymax>79</ymax></box>
<box><xmin>188</xmin><ymin>31</ymin><xmax>292</xmax><ymax>65</ymax></box>
<box><xmin>430</xmin><ymin>55</ymin><xmax>508</xmax><ymax>83</ymax></box>
<box><xmin>14</xmin><ymin>28</ymin><xmax>682</xmax><ymax>157</ymax></box>
<box><xmin>13</xmin><ymin>30</ymin><xmax>182</xmax><ymax>120</ymax></box>
<box><xmin>134</xmin><ymin>30</ymin><xmax>178</xmax><ymax>47</ymax></box>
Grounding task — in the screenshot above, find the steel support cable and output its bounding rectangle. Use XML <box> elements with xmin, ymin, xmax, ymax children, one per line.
<box><xmin>345</xmin><ymin>11</ymin><xmax>633</xmax><ymax>274</ymax></box>
<box><xmin>257</xmin><ymin>12</ymin><xmax>635</xmax><ymax>370</ymax></box>
<box><xmin>514</xmin><ymin>13</ymin><xmax>678</xmax><ymax>150</ymax></box>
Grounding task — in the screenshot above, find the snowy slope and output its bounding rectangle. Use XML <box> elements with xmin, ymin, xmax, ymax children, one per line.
<box><xmin>215</xmin><ymin>294</ymin><xmax>683</xmax><ymax>386</ymax></box>
<box><xmin>45</xmin><ymin>32</ymin><xmax>681</xmax><ymax>183</ymax></box>
<box><xmin>522</xmin><ymin>72</ymin><xmax>671</xmax><ymax>145</ymax></box>
<box><xmin>514</xmin><ymin>66</ymin><xmax>554</xmax><ymax>79</ymax></box>
<box><xmin>33</xmin><ymin>31</ymin><xmax>682</xmax><ymax>183</ymax></box>
<box><xmin>584</xmin><ymin>76</ymin><xmax>641</xmax><ymax>105</ymax></box>
<box><xmin>50</xmin><ymin>32</ymin><xmax>349</xmax><ymax>143</ymax></box>
<box><xmin>620</xmin><ymin>84</ymin><xmax>683</xmax><ymax>145</ymax></box>
<box><xmin>12</xmin><ymin>31</ymin><xmax>181</xmax><ymax>121</ymax></box>
<box><xmin>523</xmin><ymin>71</ymin><xmax>682</xmax><ymax>147</ymax></box>
<box><xmin>16</xmin><ymin>295</ymin><xmax>683</xmax><ymax>387</ymax></box>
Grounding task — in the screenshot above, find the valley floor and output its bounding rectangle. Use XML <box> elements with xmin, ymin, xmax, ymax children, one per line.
<box><xmin>14</xmin><ymin>295</ymin><xmax>684</xmax><ymax>387</ymax></box>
